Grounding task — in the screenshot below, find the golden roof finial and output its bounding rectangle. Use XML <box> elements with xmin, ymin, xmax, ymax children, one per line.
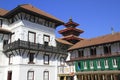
<box><xmin>69</xmin><ymin>17</ymin><xmax>72</xmax><ymax>22</ymax></box>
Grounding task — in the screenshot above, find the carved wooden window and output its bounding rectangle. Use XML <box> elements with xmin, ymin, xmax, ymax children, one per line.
<box><xmin>27</xmin><ymin>71</ymin><xmax>34</xmax><ymax>80</ymax></box>
<box><xmin>43</xmin><ymin>54</ymin><xmax>49</xmax><ymax>65</ymax></box>
<box><xmin>90</xmin><ymin>48</ymin><xmax>96</xmax><ymax>56</ymax></box>
<box><xmin>78</xmin><ymin>50</ymin><xmax>84</xmax><ymax>57</ymax></box>
<box><xmin>43</xmin><ymin>71</ymin><xmax>49</xmax><ymax>80</ymax></box>
<box><xmin>28</xmin><ymin>53</ymin><xmax>35</xmax><ymax>64</ymax></box>
<box><xmin>104</xmin><ymin>45</ymin><xmax>111</xmax><ymax>54</ymax></box>
<box><xmin>28</xmin><ymin>31</ymin><xmax>36</xmax><ymax>43</ymax></box>
<box><xmin>0</xmin><ymin>19</ymin><xmax>3</xmax><ymax>27</ymax></box>
<box><xmin>43</xmin><ymin>35</ymin><xmax>50</xmax><ymax>46</ymax></box>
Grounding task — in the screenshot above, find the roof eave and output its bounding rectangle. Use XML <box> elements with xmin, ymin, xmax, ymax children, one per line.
<box><xmin>4</xmin><ymin>6</ymin><xmax>64</xmax><ymax>27</ymax></box>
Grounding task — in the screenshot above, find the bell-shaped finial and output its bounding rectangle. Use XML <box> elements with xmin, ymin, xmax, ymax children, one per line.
<box><xmin>69</xmin><ymin>17</ymin><xmax>72</xmax><ymax>22</ymax></box>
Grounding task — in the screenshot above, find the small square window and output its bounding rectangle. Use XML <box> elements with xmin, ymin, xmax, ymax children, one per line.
<box><xmin>60</xmin><ymin>57</ymin><xmax>65</xmax><ymax>65</ymax></box>
<box><xmin>43</xmin><ymin>54</ymin><xmax>49</xmax><ymax>65</ymax></box>
<box><xmin>28</xmin><ymin>53</ymin><xmax>35</xmax><ymax>64</ymax></box>
<box><xmin>43</xmin><ymin>35</ymin><xmax>50</xmax><ymax>46</ymax></box>
<box><xmin>28</xmin><ymin>31</ymin><xmax>36</xmax><ymax>43</ymax></box>
<box><xmin>27</xmin><ymin>71</ymin><xmax>34</xmax><ymax>80</ymax></box>
<box><xmin>43</xmin><ymin>71</ymin><xmax>49</xmax><ymax>80</ymax></box>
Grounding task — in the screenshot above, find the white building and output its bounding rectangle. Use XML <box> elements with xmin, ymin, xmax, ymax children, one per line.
<box><xmin>0</xmin><ymin>4</ymin><xmax>68</xmax><ymax>80</ymax></box>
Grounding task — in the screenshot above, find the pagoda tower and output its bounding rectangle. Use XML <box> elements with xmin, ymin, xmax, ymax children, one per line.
<box><xmin>59</xmin><ymin>18</ymin><xmax>84</xmax><ymax>44</ymax></box>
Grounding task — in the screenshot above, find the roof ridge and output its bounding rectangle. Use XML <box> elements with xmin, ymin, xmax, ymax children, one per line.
<box><xmin>68</xmin><ymin>32</ymin><xmax>120</xmax><ymax>50</ymax></box>
<box><xmin>87</xmin><ymin>32</ymin><xmax>120</xmax><ymax>40</ymax></box>
<box><xmin>19</xmin><ymin>4</ymin><xmax>63</xmax><ymax>22</ymax></box>
<box><xmin>18</xmin><ymin>4</ymin><xmax>31</xmax><ymax>6</ymax></box>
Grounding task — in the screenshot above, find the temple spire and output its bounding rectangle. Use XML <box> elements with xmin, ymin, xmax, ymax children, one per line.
<box><xmin>58</xmin><ymin>18</ymin><xmax>84</xmax><ymax>44</ymax></box>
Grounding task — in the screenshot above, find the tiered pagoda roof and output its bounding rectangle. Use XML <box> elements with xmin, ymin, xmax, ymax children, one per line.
<box><xmin>59</xmin><ymin>18</ymin><xmax>84</xmax><ymax>44</ymax></box>
<box><xmin>59</xmin><ymin>27</ymin><xmax>84</xmax><ymax>36</ymax></box>
<box><xmin>64</xmin><ymin>18</ymin><xmax>79</xmax><ymax>27</ymax></box>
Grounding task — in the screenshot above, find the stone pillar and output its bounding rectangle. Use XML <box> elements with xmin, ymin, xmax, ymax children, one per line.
<box><xmin>64</xmin><ymin>76</ymin><xmax>66</xmax><ymax>80</ymax></box>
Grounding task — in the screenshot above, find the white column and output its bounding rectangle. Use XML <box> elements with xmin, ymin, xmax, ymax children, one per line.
<box><xmin>74</xmin><ymin>75</ymin><xmax>77</xmax><ymax>80</ymax></box>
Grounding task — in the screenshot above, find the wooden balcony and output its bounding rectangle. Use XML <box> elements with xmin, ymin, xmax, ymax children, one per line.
<box><xmin>3</xmin><ymin>39</ymin><xmax>67</xmax><ymax>54</ymax></box>
<box><xmin>58</xmin><ymin>66</ymin><xmax>70</xmax><ymax>74</ymax></box>
<box><xmin>69</xmin><ymin>52</ymin><xmax>120</xmax><ymax>61</ymax></box>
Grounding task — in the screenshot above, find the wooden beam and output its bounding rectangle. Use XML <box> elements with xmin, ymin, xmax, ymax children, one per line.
<box><xmin>53</xmin><ymin>53</ymin><xmax>57</xmax><ymax>59</ymax></box>
<box><xmin>35</xmin><ymin>51</ymin><xmax>39</xmax><ymax>57</ymax></box>
<box><xmin>15</xmin><ymin>50</ymin><xmax>19</xmax><ymax>55</ymax></box>
<box><xmin>57</xmin><ymin>54</ymin><xmax>60</xmax><ymax>59</ymax></box>
<box><xmin>22</xmin><ymin>49</ymin><xmax>26</xmax><ymax>56</ymax></box>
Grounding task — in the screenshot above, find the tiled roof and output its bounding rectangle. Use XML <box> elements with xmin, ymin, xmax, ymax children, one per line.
<box><xmin>0</xmin><ymin>27</ymin><xmax>11</xmax><ymax>34</ymax></box>
<box><xmin>56</xmin><ymin>38</ymin><xmax>73</xmax><ymax>45</ymax></box>
<box><xmin>5</xmin><ymin>4</ymin><xmax>64</xmax><ymax>25</ymax></box>
<box><xmin>20</xmin><ymin>4</ymin><xmax>63</xmax><ymax>22</ymax></box>
<box><xmin>0</xmin><ymin>8</ymin><xmax>8</xmax><ymax>16</ymax></box>
<box><xmin>59</xmin><ymin>27</ymin><xmax>84</xmax><ymax>34</ymax></box>
<box><xmin>68</xmin><ymin>32</ymin><xmax>120</xmax><ymax>50</ymax></box>
<box><xmin>61</xmin><ymin>35</ymin><xmax>84</xmax><ymax>40</ymax></box>
<box><xmin>64</xmin><ymin>19</ymin><xmax>79</xmax><ymax>27</ymax></box>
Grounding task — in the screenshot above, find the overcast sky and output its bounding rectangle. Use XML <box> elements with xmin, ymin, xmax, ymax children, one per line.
<box><xmin>0</xmin><ymin>0</ymin><xmax>120</xmax><ymax>39</ymax></box>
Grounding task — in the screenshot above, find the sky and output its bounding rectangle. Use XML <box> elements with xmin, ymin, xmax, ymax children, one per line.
<box><xmin>0</xmin><ymin>0</ymin><xmax>120</xmax><ymax>39</ymax></box>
